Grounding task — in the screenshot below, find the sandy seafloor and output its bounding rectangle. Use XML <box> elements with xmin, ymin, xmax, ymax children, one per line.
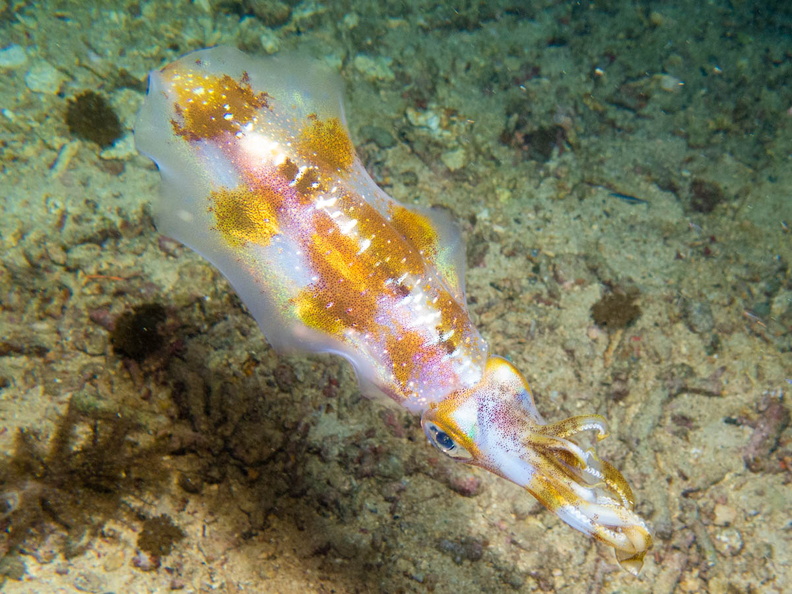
<box><xmin>0</xmin><ymin>0</ymin><xmax>791</xmax><ymax>592</ymax></box>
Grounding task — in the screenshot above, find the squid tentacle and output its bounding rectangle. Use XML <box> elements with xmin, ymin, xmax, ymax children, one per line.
<box><xmin>521</xmin><ymin>415</ymin><xmax>651</xmax><ymax>574</ymax></box>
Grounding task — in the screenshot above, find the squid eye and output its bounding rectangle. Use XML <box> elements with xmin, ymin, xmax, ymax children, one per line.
<box><xmin>424</xmin><ymin>422</ymin><xmax>473</xmax><ymax>461</ymax></box>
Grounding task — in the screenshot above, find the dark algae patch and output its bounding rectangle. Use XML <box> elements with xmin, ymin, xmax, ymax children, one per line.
<box><xmin>689</xmin><ymin>178</ymin><xmax>726</xmax><ymax>214</ymax></box>
<box><xmin>111</xmin><ymin>303</ymin><xmax>167</xmax><ymax>362</ymax></box>
<box><xmin>591</xmin><ymin>286</ymin><xmax>641</xmax><ymax>330</ymax></box>
<box><xmin>0</xmin><ymin>400</ymin><xmax>168</xmax><ymax>560</ymax></box>
<box><xmin>137</xmin><ymin>514</ymin><xmax>185</xmax><ymax>557</ymax></box>
<box><xmin>65</xmin><ymin>90</ymin><xmax>123</xmax><ymax>148</ymax></box>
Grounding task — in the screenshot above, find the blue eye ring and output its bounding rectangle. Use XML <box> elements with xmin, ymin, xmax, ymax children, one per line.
<box><xmin>423</xmin><ymin>421</ymin><xmax>473</xmax><ymax>461</ymax></box>
<box><xmin>435</xmin><ymin>430</ymin><xmax>455</xmax><ymax>450</ymax></box>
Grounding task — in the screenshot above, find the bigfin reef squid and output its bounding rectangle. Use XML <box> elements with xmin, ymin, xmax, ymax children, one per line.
<box><xmin>134</xmin><ymin>46</ymin><xmax>652</xmax><ymax>573</ymax></box>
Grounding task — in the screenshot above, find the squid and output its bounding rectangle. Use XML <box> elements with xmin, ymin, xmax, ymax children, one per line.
<box><xmin>135</xmin><ymin>46</ymin><xmax>651</xmax><ymax>573</ymax></box>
